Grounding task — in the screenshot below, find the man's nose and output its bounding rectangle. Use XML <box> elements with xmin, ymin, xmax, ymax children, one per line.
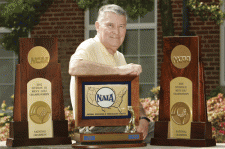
<box><xmin>113</xmin><ymin>26</ymin><xmax>120</xmax><ymax>34</ymax></box>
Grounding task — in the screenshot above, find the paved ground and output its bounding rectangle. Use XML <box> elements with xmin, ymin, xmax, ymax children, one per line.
<box><xmin>0</xmin><ymin>141</ymin><xmax>225</xmax><ymax>149</ymax></box>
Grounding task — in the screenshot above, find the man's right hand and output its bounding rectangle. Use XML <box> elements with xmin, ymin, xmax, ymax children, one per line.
<box><xmin>116</xmin><ymin>63</ymin><xmax>142</xmax><ymax>75</ymax></box>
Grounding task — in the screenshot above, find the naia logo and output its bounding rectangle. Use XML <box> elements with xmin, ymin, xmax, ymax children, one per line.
<box><xmin>95</xmin><ymin>87</ymin><xmax>116</xmax><ymax>108</ymax></box>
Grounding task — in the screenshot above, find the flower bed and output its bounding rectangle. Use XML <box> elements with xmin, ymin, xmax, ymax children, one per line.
<box><xmin>0</xmin><ymin>113</ymin><xmax>12</xmax><ymax>141</ymax></box>
<box><xmin>140</xmin><ymin>93</ymin><xmax>225</xmax><ymax>143</ymax></box>
<box><xmin>1</xmin><ymin>93</ymin><xmax>225</xmax><ymax>142</ymax></box>
<box><xmin>207</xmin><ymin>93</ymin><xmax>225</xmax><ymax>143</ymax></box>
<box><xmin>140</xmin><ymin>98</ymin><xmax>159</xmax><ymax>122</ymax></box>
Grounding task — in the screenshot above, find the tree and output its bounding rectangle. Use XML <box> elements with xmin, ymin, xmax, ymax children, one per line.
<box><xmin>0</xmin><ymin>0</ymin><xmax>54</xmax><ymax>54</ymax></box>
<box><xmin>75</xmin><ymin>0</ymin><xmax>154</xmax><ymax>20</ymax></box>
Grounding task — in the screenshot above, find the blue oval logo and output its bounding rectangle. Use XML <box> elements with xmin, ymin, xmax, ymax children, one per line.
<box><xmin>95</xmin><ymin>87</ymin><xmax>116</xmax><ymax>108</ymax></box>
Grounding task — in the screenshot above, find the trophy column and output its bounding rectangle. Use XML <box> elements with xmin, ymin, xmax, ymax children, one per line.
<box><xmin>151</xmin><ymin>36</ymin><xmax>216</xmax><ymax>147</ymax></box>
<box><xmin>6</xmin><ymin>38</ymin><xmax>71</xmax><ymax>147</ymax></box>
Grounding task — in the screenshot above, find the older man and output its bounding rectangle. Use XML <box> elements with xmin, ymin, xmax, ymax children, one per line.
<box><xmin>69</xmin><ymin>4</ymin><xmax>154</xmax><ymax>142</ymax></box>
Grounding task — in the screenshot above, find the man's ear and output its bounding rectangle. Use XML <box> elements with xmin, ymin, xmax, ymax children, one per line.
<box><xmin>95</xmin><ymin>21</ymin><xmax>100</xmax><ymax>31</ymax></box>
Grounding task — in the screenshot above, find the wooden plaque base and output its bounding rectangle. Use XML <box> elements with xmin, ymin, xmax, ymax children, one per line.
<box><xmin>72</xmin><ymin>132</ymin><xmax>146</xmax><ymax>148</ymax></box>
<box><xmin>7</xmin><ymin>121</ymin><xmax>71</xmax><ymax>147</ymax></box>
<box><xmin>72</xmin><ymin>142</ymin><xmax>147</xmax><ymax>148</ymax></box>
<box><xmin>151</xmin><ymin>138</ymin><xmax>216</xmax><ymax>147</ymax></box>
<box><xmin>151</xmin><ymin>121</ymin><xmax>216</xmax><ymax>147</ymax></box>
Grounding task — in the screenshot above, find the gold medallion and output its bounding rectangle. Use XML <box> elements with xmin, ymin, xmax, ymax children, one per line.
<box><xmin>29</xmin><ymin>101</ymin><xmax>51</xmax><ymax>124</ymax></box>
<box><xmin>171</xmin><ymin>102</ymin><xmax>191</xmax><ymax>125</ymax></box>
<box><xmin>171</xmin><ymin>45</ymin><xmax>191</xmax><ymax>69</ymax></box>
<box><xmin>27</xmin><ymin>46</ymin><xmax>50</xmax><ymax>69</ymax></box>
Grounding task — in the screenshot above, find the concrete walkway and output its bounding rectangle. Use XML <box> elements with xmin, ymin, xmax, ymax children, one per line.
<box><xmin>0</xmin><ymin>141</ymin><xmax>225</xmax><ymax>149</ymax></box>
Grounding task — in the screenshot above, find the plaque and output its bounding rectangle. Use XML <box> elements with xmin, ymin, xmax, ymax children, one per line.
<box><xmin>170</xmin><ymin>77</ymin><xmax>192</xmax><ymax>139</ymax></box>
<box><xmin>27</xmin><ymin>78</ymin><xmax>53</xmax><ymax>139</ymax></box>
<box><xmin>6</xmin><ymin>38</ymin><xmax>71</xmax><ymax>147</ymax></box>
<box><xmin>84</xmin><ymin>84</ymin><xmax>129</xmax><ymax>117</ymax></box>
<box><xmin>151</xmin><ymin>36</ymin><xmax>216</xmax><ymax>147</ymax></box>
<box><xmin>72</xmin><ymin>75</ymin><xmax>147</xmax><ymax>148</ymax></box>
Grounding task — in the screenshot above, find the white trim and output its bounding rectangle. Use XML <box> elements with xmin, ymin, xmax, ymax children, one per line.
<box><xmin>0</xmin><ymin>27</ymin><xmax>17</xmax><ymax>96</ymax></box>
<box><xmin>0</xmin><ymin>57</ymin><xmax>16</xmax><ymax>59</ymax></box>
<box><xmin>220</xmin><ymin>3</ymin><xmax>225</xmax><ymax>85</ymax></box>
<box><xmin>154</xmin><ymin>0</ymin><xmax>158</xmax><ymax>87</ymax></box>
<box><xmin>84</xmin><ymin>10</ymin><xmax>90</xmax><ymax>40</ymax></box>
<box><xmin>220</xmin><ymin>23</ymin><xmax>225</xmax><ymax>85</ymax></box>
<box><xmin>0</xmin><ymin>27</ymin><xmax>11</xmax><ymax>33</ymax></box>
<box><xmin>0</xmin><ymin>83</ymin><xmax>14</xmax><ymax>85</ymax></box>
<box><xmin>85</xmin><ymin>22</ymin><xmax>156</xmax><ymax>31</ymax></box>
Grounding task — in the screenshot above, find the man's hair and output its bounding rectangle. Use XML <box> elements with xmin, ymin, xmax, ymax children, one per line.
<box><xmin>97</xmin><ymin>4</ymin><xmax>127</xmax><ymax>23</ymax></box>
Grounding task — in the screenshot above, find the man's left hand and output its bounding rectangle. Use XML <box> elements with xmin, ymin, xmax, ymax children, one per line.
<box><xmin>136</xmin><ymin>119</ymin><xmax>149</xmax><ymax>140</ymax></box>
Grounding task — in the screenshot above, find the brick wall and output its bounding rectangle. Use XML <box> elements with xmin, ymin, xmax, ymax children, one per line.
<box><xmin>31</xmin><ymin>0</ymin><xmax>84</xmax><ymax>106</ymax></box>
<box><xmin>157</xmin><ymin>0</ymin><xmax>220</xmax><ymax>96</ymax></box>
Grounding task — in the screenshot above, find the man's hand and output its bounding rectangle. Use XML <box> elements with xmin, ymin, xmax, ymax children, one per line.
<box><xmin>117</xmin><ymin>63</ymin><xmax>142</xmax><ymax>75</ymax></box>
<box><xmin>136</xmin><ymin>119</ymin><xmax>149</xmax><ymax>140</ymax></box>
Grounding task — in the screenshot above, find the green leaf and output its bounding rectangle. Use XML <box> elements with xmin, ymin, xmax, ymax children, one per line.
<box><xmin>75</xmin><ymin>0</ymin><xmax>154</xmax><ymax>20</ymax></box>
<box><xmin>0</xmin><ymin>0</ymin><xmax>54</xmax><ymax>53</ymax></box>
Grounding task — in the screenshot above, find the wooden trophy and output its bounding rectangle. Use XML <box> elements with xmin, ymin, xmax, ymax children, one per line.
<box><xmin>71</xmin><ymin>75</ymin><xmax>147</xmax><ymax>148</ymax></box>
<box><xmin>6</xmin><ymin>38</ymin><xmax>71</xmax><ymax>147</ymax></box>
<box><xmin>150</xmin><ymin>36</ymin><xmax>216</xmax><ymax>147</ymax></box>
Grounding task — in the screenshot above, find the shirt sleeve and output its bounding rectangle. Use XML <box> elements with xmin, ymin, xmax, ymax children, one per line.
<box><xmin>69</xmin><ymin>48</ymin><xmax>89</xmax><ymax>64</ymax></box>
<box><xmin>116</xmin><ymin>52</ymin><xmax>127</xmax><ymax>66</ymax></box>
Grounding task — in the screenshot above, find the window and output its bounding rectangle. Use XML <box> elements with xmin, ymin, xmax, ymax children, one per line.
<box><xmin>85</xmin><ymin>1</ymin><xmax>157</xmax><ymax>98</ymax></box>
<box><xmin>0</xmin><ymin>0</ymin><xmax>18</xmax><ymax>107</ymax></box>
<box><xmin>221</xmin><ymin>2</ymin><xmax>225</xmax><ymax>85</ymax></box>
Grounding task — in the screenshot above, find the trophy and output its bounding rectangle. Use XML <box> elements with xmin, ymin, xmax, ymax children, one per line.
<box><xmin>151</xmin><ymin>36</ymin><xmax>216</xmax><ymax>147</ymax></box>
<box><xmin>125</xmin><ymin>106</ymin><xmax>136</xmax><ymax>133</ymax></box>
<box><xmin>72</xmin><ymin>75</ymin><xmax>147</xmax><ymax>148</ymax></box>
<box><xmin>6</xmin><ymin>38</ymin><xmax>71</xmax><ymax>147</ymax></box>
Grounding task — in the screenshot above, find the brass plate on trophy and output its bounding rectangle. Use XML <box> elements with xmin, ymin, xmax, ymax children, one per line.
<box><xmin>29</xmin><ymin>101</ymin><xmax>51</xmax><ymax>124</ymax></box>
<box><xmin>171</xmin><ymin>45</ymin><xmax>191</xmax><ymax>69</ymax></box>
<box><xmin>170</xmin><ymin>77</ymin><xmax>192</xmax><ymax>139</ymax></box>
<box><xmin>28</xmin><ymin>46</ymin><xmax>50</xmax><ymax>69</ymax></box>
<box><xmin>85</xmin><ymin>84</ymin><xmax>128</xmax><ymax>117</ymax></box>
<box><xmin>72</xmin><ymin>132</ymin><xmax>146</xmax><ymax>148</ymax></box>
<box><xmin>171</xmin><ymin>102</ymin><xmax>191</xmax><ymax>125</ymax></box>
<box><xmin>82</xmin><ymin>133</ymin><xmax>141</xmax><ymax>141</ymax></box>
<box><xmin>27</xmin><ymin>78</ymin><xmax>53</xmax><ymax>139</ymax></box>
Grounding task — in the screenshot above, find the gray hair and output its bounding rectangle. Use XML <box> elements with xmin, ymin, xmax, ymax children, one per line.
<box><xmin>97</xmin><ymin>4</ymin><xmax>127</xmax><ymax>23</ymax></box>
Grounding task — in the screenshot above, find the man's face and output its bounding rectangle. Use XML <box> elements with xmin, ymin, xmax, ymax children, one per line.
<box><xmin>95</xmin><ymin>12</ymin><xmax>127</xmax><ymax>55</ymax></box>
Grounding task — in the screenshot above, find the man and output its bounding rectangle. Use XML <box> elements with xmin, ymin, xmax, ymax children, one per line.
<box><xmin>69</xmin><ymin>4</ymin><xmax>154</xmax><ymax>142</ymax></box>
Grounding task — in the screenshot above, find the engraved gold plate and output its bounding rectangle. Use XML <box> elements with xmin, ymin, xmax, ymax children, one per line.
<box><xmin>171</xmin><ymin>45</ymin><xmax>191</xmax><ymax>69</ymax></box>
<box><xmin>29</xmin><ymin>101</ymin><xmax>51</xmax><ymax>124</ymax></box>
<box><xmin>28</xmin><ymin>46</ymin><xmax>50</xmax><ymax>69</ymax></box>
<box><xmin>170</xmin><ymin>77</ymin><xmax>192</xmax><ymax>139</ymax></box>
<box><xmin>85</xmin><ymin>84</ymin><xmax>128</xmax><ymax>117</ymax></box>
<box><xmin>171</xmin><ymin>102</ymin><xmax>191</xmax><ymax>125</ymax></box>
<box><xmin>27</xmin><ymin>78</ymin><xmax>53</xmax><ymax>139</ymax></box>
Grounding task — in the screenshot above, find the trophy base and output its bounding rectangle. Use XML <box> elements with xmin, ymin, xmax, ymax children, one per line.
<box><xmin>6</xmin><ymin>120</ymin><xmax>72</xmax><ymax>147</ymax></box>
<box><xmin>151</xmin><ymin>138</ymin><xmax>216</xmax><ymax>147</ymax></box>
<box><xmin>7</xmin><ymin>137</ymin><xmax>72</xmax><ymax>147</ymax></box>
<box><xmin>72</xmin><ymin>141</ymin><xmax>147</xmax><ymax>148</ymax></box>
<box><xmin>72</xmin><ymin>132</ymin><xmax>147</xmax><ymax>148</ymax></box>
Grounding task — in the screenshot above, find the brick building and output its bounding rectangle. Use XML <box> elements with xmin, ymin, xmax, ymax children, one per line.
<box><xmin>0</xmin><ymin>0</ymin><xmax>222</xmax><ymax>107</ymax></box>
